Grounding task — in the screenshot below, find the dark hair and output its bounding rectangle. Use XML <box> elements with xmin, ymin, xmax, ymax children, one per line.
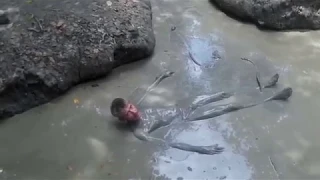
<box><xmin>110</xmin><ymin>98</ymin><xmax>126</xmax><ymax>117</ymax></box>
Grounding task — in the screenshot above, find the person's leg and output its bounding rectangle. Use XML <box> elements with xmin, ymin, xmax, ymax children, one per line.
<box><xmin>184</xmin><ymin>91</ymin><xmax>233</xmax><ymax>119</ymax></box>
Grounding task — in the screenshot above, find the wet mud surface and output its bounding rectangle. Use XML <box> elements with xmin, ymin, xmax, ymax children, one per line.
<box><xmin>1</xmin><ymin>0</ymin><xmax>320</xmax><ymax>180</ymax></box>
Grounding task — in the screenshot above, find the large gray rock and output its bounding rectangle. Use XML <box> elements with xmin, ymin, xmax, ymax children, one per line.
<box><xmin>209</xmin><ymin>0</ymin><xmax>320</xmax><ymax>30</ymax></box>
<box><xmin>0</xmin><ymin>0</ymin><xmax>155</xmax><ymax>119</ymax></box>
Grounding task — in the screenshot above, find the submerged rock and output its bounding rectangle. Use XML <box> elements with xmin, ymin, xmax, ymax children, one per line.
<box><xmin>209</xmin><ymin>0</ymin><xmax>320</xmax><ymax>30</ymax></box>
<box><xmin>0</xmin><ymin>0</ymin><xmax>155</xmax><ymax>119</ymax></box>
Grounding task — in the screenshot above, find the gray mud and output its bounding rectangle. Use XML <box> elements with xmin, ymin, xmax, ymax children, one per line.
<box><xmin>0</xmin><ymin>0</ymin><xmax>320</xmax><ymax>180</ymax></box>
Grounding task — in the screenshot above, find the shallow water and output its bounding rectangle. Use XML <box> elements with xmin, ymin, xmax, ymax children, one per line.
<box><xmin>1</xmin><ymin>0</ymin><xmax>320</xmax><ymax>179</ymax></box>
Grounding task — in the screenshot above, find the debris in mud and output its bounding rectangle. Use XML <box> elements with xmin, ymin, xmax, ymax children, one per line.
<box><xmin>67</xmin><ymin>165</ymin><xmax>73</xmax><ymax>171</ymax></box>
<box><xmin>177</xmin><ymin>177</ymin><xmax>184</xmax><ymax>180</ymax></box>
<box><xmin>100</xmin><ymin>163</ymin><xmax>105</xmax><ymax>169</ymax></box>
<box><xmin>219</xmin><ymin>176</ymin><xmax>227</xmax><ymax>180</ymax></box>
<box><xmin>241</xmin><ymin>57</ymin><xmax>280</xmax><ymax>91</ymax></box>
<box><xmin>28</xmin><ymin>14</ymin><xmax>44</xmax><ymax>32</ymax></box>
<box><xmin>73</xmin><ymin>98</ymin><xmax>80</xmax><ymax>104</ymax></box>
<box><xmin>269</xmin><ymin>156</ymin><xmax>279</xmax><ymax>178</ymax></box>
<box><xmin>188</xmin><ymin>51</ymin><xmax>201</xmax><ymax>66</ymax></box>
<box><xmin>171</xmin><ymin>26</ymin><xmax>176</xmax><ymax>31</ymax></box>
<box><xmin>91</xmin><ymin>84</ymin><xmax>99</xmax><ymax>87</ymax></box>
<box><xmin>187</xmin><ymin>167</ymin><xmax>193</xmax><ymax>171</ymax></box>
<box><xmin>107</xmin><ymin>1</ymin><xmax>113</xmax><ymax>6</ymax></box>
<box><xmin>56</xmin><ymin>20</ymin><xmax>65</xmax><ymax>28</ymax></box>
<box><xmin>0</xmin><ymin>168</ymin><xmax>3</xmax><ymax>173</ymax></box>
<box><xmin>213</xmin><ymin>167</ymin><xmax>217</xmax><ymax>170</ymax></box>
<box><xmin>241</xmin><ymin>57</ymin><xmax>262</xmax><ymax>91</ymax></box>
<box><xmin>51</xmin><ymin>19</ymin><xmax>66</xmax><ymax>30</ymax></box>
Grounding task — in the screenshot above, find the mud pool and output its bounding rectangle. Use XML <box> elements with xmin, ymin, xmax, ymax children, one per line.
<box><xmin>1</xmin><ymin>0</ymin><xmax>320</xmax><ymax>179</ymax></box>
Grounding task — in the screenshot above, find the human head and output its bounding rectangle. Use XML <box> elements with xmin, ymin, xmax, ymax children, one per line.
<box><xmin>110</xmin><ymin>98</ymin><xmax>126</xmax><ymax>117</ymax></box>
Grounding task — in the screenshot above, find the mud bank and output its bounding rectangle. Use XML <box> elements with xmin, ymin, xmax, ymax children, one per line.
<box><xmin>0</xmin><ymin>0</ymin><xmax>155</xmax><ymax>119</ymax></box>
<box><xmin>209</xmin><ymin>0</ymin><xmax>320</xmax><ymax>30</ymax></box>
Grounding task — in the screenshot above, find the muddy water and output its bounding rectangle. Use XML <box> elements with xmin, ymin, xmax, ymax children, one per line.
<box><xmin>0</xmin><ymin>0</ymin><xmax>320</xmax><ymax>179</ymax></box>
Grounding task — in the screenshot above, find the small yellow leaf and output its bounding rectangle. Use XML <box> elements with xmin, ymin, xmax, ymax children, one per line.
<box><xmin>26</xmin><ymin>0</ymin><xmax>33</xmax><ymax>4</ymax></box>
<box><xmin>73</xmin><ymin>98</ymin><xmax>80</xmax><ymax>104</ymax></box>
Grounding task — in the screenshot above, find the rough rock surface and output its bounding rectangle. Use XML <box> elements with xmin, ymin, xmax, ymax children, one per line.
<box><xmin>0</xmin><ymin>0</ymin><xmax>155</xmax><ymax>119</ymax></box>
<box><xmin>209</xmin><ymin>0</ymin><xmax>320</xmax><ymax>30</ymax></box>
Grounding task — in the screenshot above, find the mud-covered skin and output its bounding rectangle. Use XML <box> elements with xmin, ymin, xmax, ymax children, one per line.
<box><xmin>188</xmin><ymin>104</ymin><xmax>247</xmax><ymax>122</ymax></box>
<box><xmin>147</xmin><ymin>92</ymin><xmax>234</xmax><ymax>133</ymax></box>
<box><xmin>124</xmin><ymin>71</ymin><xmax>290</xmax><ymax>134</ymax></box>
<box><xmin>117</xmin><ymin>69</ymin><xmax>292</xmax><ymax>155</ymax></box>
<box><xmin>147</xmin><ymin>114</ymin><xmax>179</xmax><ymax>134</ymax></box>
<box><xmin>187</xmin><ymin>87</ymin><xmax>293</xmax><ymax>122</ymax></box>
<box><xmin>147</xmin><ymin>87</ymin><xmax>293</xmax><ymax>131</ymax></box>
<box><xmin>169</xmin><ymin>142</ymin><xmax>224</xmax><ymax>155</ymax></box>
<box><xmin>189</xmin><ymin>92</ymin><xmax>233</xmax><ymax>112</ymax></box>
<box><xmin>128</xmin><ymin>108</ymin><xmax>225</xmax><ymax>155</ymax></box>
<box><xmin>120</xmin><ymin>69</ymin><xmax>177</xmax><ymax>138</ymax></box>
<box><xmin>123</xmin><ymin>86</ymin><xmax>292</xmax><ymax>155</ymax></box>
<box><xmin>136</xmin><ymin>70</ymin><xmax>174</xmax><ymax>105</ymax></box>
<box><xmin>264</xmin><ymin>87</ymin><xmax>293</xmax><ymax>102</ymax></box>
<box><xmin>131</xmin><ymin>114</ymin><xmax>225</xmax><ymax>155</ymax></box>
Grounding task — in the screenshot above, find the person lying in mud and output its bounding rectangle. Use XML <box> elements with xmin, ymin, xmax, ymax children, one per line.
<box><xmin>111</xmin><ymin>87</ymin><xmax>292</xmax><ymax>130</ymax></box>
<box><xmin>110</xmin><ymin>87</ymin><xmax>292</xmax><ymax>155</ymax></box>
<box><xmin>110</xmin><ymin>96</ymin><xmax>225</xmax><ymax>155</ymax></box>
<box><xmin>110</xmin><ymin>70</ymin><xmax>292</xmax><ymax>155</ymax></box>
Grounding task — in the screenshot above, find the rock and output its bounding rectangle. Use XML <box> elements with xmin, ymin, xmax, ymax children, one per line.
<box><xmin>209</xmin><ymin>0</ymin><xmax>320</xmax><ymax>30</ymax></box>
<box><xmin>0</xmin><ymin>0</ymin><xmax>155</xmax><ymax>119</ymax></box>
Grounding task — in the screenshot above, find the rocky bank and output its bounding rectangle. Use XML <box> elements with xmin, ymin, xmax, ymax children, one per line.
<box><xmin>0</xmin><ymin>0</ymin><xmax>155</xmax><ymax>119</ymax></box>
<box><xmin>209</xmin><ymin>0</ymin><xmax>320</xmax><ymax>30</ymax></box>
